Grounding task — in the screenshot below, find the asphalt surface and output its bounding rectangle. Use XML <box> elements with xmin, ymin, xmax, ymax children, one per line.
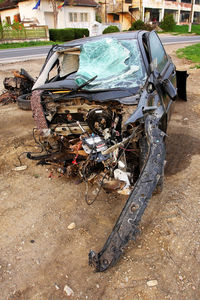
<box><xmin>0</xmin><ymin>35</ymin><xmax>200</xmax><ymax>63</ymax></box>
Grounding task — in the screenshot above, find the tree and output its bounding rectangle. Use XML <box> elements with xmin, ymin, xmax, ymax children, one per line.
<box><xmin>49</xmin><ymin>0</ymin><xmax>58</xmax><ymax>29</ymax></box>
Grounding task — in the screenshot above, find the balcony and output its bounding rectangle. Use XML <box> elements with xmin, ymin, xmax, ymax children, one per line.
<box><xmin>107</xmin><ymin>1</ymin><xmax>133</xmax><ymax>14</ymax></box>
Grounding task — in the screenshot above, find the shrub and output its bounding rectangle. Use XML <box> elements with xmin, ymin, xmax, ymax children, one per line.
<box><xmin>129</xmin><ymin>20</ymin><xmax>146</xmax><ymax>31</ymax></box>
<box><xmin>0</xmin><ymin>23</ymin><xmax>3</xmax><ymax>39</ymax></box>
<box><xmin>11</xmin><ymin>21</ymin><xmax>24</xmax><ymax>31</ymax></box>
<box><xmin>96</xmin><ymin>14</ymin><xmax>102</xmax><ymax>23</ymax></box>
<box><xmin>74</xmin><ymin>28</ymin><xmax>89</xmax><ymax>39</ymax></box>
<box><xmin>103</xmin><ymin>25</ymin><xmax>120</xmax><ymax>34</ymax></box>
<box><xmin>49</xmin><ymin>28</ymin><xmax>75</xmax><ymax>42</ymax></box>
<box><xmin>160</xmin><ymin>14</ymin><xmax>176</xmax><ymax>32</ymax></box>
<box><xmin>49</xmin><ymin>28</ymin><xmax>89</xmax><ymax>42</ymax></box>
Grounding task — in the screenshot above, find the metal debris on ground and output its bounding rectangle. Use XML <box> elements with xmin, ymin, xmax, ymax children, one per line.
<box><xmin>0</xmin><ymin>69</ymin><xmax>34</xmax><ymax>105</ymax></box>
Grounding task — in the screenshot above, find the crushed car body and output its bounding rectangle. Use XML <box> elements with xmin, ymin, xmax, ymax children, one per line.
<box><xmin>29</xmin><ymin>30</ymin><xmax>187</xmax><ymax>272</ymax></box>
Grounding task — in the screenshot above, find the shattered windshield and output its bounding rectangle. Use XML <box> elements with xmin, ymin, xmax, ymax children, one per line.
<box><xmin>75</xmin><ymin>38</ymin><xmax>147</xmax><ymax>91</ymax></box>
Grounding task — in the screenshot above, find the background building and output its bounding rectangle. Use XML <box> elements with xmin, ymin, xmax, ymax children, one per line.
<box><xmin>98</xmin><ymin>0</ymin><xmax>200</xmax><ymax>30</ymax></box>
<box><xmin>0</xmin><ymin>0</ymin><xmax>98</xmax><ymax>35</ymax></box>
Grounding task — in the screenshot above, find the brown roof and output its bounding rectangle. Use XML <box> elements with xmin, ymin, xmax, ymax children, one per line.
<box><xmin>63</xmin><ymin>0</ymin><xmax>98</xmax><ymax>7</ymax></box>
<box><xmin>0</xmin><ymin>0</ymin><xmax>18</xmax><ymax>11</ymax></box>
<box><xmin>0</xmin><ymin>0</ymin><xmax>98</xmax><ymax>12</ymax></box>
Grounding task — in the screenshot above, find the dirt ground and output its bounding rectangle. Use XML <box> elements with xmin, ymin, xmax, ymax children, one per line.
<box><xmin>0</xmin><ymin>44</ymin><xmax>200</xmax><ymax>300</ymax></box>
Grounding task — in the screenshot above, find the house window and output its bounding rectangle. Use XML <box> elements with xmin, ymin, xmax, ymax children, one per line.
<box><xmin>5</xmin><ymin>16</ymin><xmax>11</xmax><ymax>25</ymax></box>
<box><xmin>74</xmin><ymin>13</ymin><xmax>77</xmax><ymax>22</ymax></box>
<box><xmin>69</xmin><ymin>12</ymin><xmax>78</xmax><ymax>22</ymax></box>
<box><xmin>113</xmin><ymin>14</ymin><xmax>119</xmax><ymax>21</ymax></box>
<box><xmin>194</xmin><ymin>11</ymin><xmax>200</xmax><ymax>22</ymax></box>
<box><xmin>80</xmin><ymin>13</ymin><xmax>88</xmax><ymax>22</ymax></box>
<box><xmin>180</xmin><ymin>11</ymin><xmax>190</xmax><ymax>22</ymax></box>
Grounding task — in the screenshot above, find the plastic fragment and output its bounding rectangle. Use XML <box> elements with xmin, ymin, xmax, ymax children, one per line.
<box><xmin>68</xmin><ymin>222</ymin><xmax>76</xmax><ymax>230</ymax></box>
<box><xmin>147</xmin><ymin>280</ymin><xmax>158</xmax><ymax>287</ymax></box>
<box><xmin>64</xmin><ymin>284</ymin><xmax>74</xmax><ymax>296</ymax></box>
<box><xmin>12</xmin><ymin>165</ymin><xmax>27</xmax><ymax>171</ymax></box>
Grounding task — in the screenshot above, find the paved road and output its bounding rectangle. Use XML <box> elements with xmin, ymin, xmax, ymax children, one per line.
<box><xmin>160</xmin><ymin>35</ymin><xmax>200</xmax><ymax>44</ymax></box>
<box><xmin>0</xmin><ymin>35</ymin><xmax>200</xmax><ymax>63</ymax></box>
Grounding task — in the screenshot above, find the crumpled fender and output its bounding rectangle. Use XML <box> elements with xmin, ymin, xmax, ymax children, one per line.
<box><xmin>89</xmin><ymin>114</ymin><xmax>166</xmax><ymax>272</ymax></box>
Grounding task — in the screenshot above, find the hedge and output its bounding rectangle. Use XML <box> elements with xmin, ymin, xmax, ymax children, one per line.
<box><xmin>74</xmin><ymin>28</ymin><xmax>89</xmax><ymax>39</ymax></box>
<box><xmin>49</xmin><ymin>28</ymin><xmax>89</xmax><ymax>42</ymax></box>
<box><xmin>103</xmin><ymin>25</ymin><xmax>120</xmax><ymax>34</ymax></box>
<box><xmin>129</xmin><ymin>20</ymin><xmax>146</xmax><ymax>31</ymax></box>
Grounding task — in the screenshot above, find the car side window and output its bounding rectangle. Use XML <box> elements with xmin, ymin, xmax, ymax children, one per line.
<box><xmin>149</xmin><ymin>32</ymin><xmax>168</xmax><ymax>73</ymax></box>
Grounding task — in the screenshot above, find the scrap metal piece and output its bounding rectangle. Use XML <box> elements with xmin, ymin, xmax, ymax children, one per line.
<box><xmin>0</xmin><ymin>91</ymin><xmax>16</xmax><ymax>104</ymax></box>
<box><xmin>4</xmin><ymin>69</ymin><xmax>34</xmax><ymax>95</ymax></box>
<box><xmin>102</xmin><ymin>180</ymin><xmax>126</xmax><ymax>192</ymax></box>
<box><xmin>89</xmin><ymin>115</ymin><xmax>166</xmax><ymax>272</ymax></box>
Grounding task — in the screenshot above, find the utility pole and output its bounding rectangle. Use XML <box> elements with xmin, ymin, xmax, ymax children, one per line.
<box><xmin>51</xmin><ymin>0</ymin><xmax>58</xmax><ymax>29</ymax></box>
<box><xmin>188</xmin><ymin>0</ymin><xmax>195</xmax><ymax>33</ymax></box>
<box><xmin>140</xmin><ymin>0</ymin><xmax>143</xmax><ymax>20</ymax></box>
<box><xmin>105</xmin><ymin>0</ymin><xmax>107</xmax><ymax>23</ymax></box>
<box><xmin>122</xmin><ymin>0</ymin><xmax>124</xmax><ymax>23</ymax></box>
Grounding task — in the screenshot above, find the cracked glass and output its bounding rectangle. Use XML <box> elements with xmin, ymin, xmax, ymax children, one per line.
<box><xmin>75</xmin><ymin>38</ymin><xmax>147</xmax><ymax>91</ymax></box>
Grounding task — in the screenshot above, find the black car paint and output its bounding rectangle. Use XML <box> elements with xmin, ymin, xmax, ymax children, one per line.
<box><xmin>31</xmin><ymin>31</ymin><xmax>187</xmax><ymax>272</ymax></box>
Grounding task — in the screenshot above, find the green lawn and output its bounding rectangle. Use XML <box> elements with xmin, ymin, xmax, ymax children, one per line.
<box><xmin>160</xmin><ymin>24</ymin><xmax>200</xmax><ymax>35</ymax></box>
<box><xmin>174</xmin><ymin>24</ymin><xmax>200</xmax><ymax>34</ymax></box>
<box><xmin>176</xmin><ymin>43</ymin><xmax>200</xmax><ymax>63</ymax></box>
<box><xmin>176</xmin><ymin>43</ymin><xmax>200</xmax><ymax>68</ymax></box>
<box><xmin>0</xmin><ymin>40</ymin><xmax>59</xmax><ymax>49</ymax></box>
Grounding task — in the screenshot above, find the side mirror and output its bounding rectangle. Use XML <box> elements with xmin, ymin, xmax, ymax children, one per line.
<box><xmin>162</xmin><ymin>78</ymin><xmax>177</xmax><ymax>101</ymax></box>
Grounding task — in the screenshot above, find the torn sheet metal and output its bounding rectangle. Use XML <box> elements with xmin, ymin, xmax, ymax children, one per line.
<box><xmin>89</xmin><ymin>115</ymin><xmax>166</xmax><ymax>271</ymax></box>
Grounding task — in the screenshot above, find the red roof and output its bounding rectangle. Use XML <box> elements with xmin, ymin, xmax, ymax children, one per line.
<box><xmin>63</xmin><ymin>0</ymin><xmax>98</xmax><ymax>7</ymax></box>
<box><xmin>0</xmin><ymin>0</ymin><xmax>18</xmax><ymax>11</ymax></box>
<box><xmin>0</xmin><ymin>0</ymin><xmax>98</xmax><ymax>11</ymax></box>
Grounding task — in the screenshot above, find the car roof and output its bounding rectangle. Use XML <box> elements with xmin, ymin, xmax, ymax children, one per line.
<box><xmin>61</xmin><ymin>30</ymin><xmax>143</xmax><ymax>47</ymax></box>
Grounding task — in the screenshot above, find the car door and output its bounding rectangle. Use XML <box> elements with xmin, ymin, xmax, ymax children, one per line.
<box><xmin>147</xmin><ymin>31</ymin><xmax>176</xmax><ymax>122</ymax></box>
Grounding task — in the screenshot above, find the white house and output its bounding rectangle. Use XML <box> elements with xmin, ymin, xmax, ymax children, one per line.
<box><xmin>0</xmin><ymin>0</ymin><xmax>99</xmax><ymax>35</ymax></box>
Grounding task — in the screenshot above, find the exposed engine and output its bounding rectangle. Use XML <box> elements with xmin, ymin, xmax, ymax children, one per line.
<box><xmin>30</xmin><ymin>93</ymin><xmax>141</xmax><ymax>203</ymax></box>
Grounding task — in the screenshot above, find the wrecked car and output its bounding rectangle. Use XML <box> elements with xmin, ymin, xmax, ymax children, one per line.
<box><xmin>29</xmin><ymin>31</ymin><xmax>187</xmax><ymax>272</ymax></box>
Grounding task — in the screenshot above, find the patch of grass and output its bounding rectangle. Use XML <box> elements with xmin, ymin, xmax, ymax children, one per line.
<box><xmin>160</xmin><ymin>24</ymin><xmax>200</xmax><ymax>35</ymax></box>
<box><xmin>176</xmin><ymin>43</ymin><xmax>200</xmax><ymax>63</ymax></box>
<box><xmin>0</xmin><ymin>40</ymin><xmax>60</xmax><ymax>49</ymax></box>
<box><xmin>33</xmin><ymin>174</ymin><xmax>40</xmax><ymax>178</ymax></box>
<box><xmin>190</xmin><ymin>64</ymin><xmax>200</xmax><ymax>69</ymax></box>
